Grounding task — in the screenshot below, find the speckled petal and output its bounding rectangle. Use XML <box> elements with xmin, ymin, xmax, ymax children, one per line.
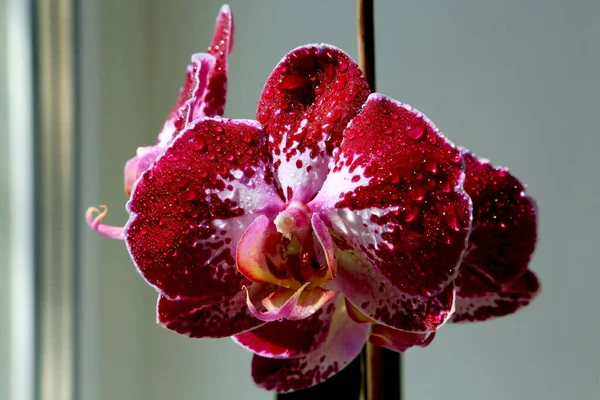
<box><xmin>126</xmin><ymin>118</ymin><xmax>284</xmax><ymax>301</ymax></box>
<box><xmin>452</xmin><ymin>268</ymin><xmax>540</xmax><ymax>322</ymax></box>
<box><xmin>310</xmin><ymin>93</ymin><xmax>471</xmax><ymax>299</ymax></box>
<box><xmin>460</xmin><ymin>150</ymin><xmax>537</xmax><ymax>285</ymax></box>
<box><xmin>202</xmin><ymin>4</ymin><xmax>234</xmax><ymax>117</ymax></box>
<box><xmin>157</xmin><ymin>287</ymin><xmax>265</xmax><ymax>338</ymax></box>
<box><xmin>157</xmin><ymin>53</ymin><xmax>216</xmax><ymax>146</ymax></box>
<box><xmin>257</xmin><ymin>44</ymin><xmax>370</xmax><ymax>203</ymax></box>
<box><xmin>251</xmin><ymin>297</ymin><xmax>369</xmax><ymax>393</ymax></box>
<box><xmin>233</xmin><ymin>300</ymin><xmax>335</xmax><ymax>359</ymax></box>
<box><xmin>336</xmin><ymin>247</ymin><xmax>455</xmax><ymax>332</ymax></box>
<box><xmin>246</xmin><ymin>283</ymin><xmax>335</xmax><ymax>322</ymax></box>
<box><xmin>369</xmin><ymin>325</ymin><xmax>435</xmax><ymax>353</ymax></box>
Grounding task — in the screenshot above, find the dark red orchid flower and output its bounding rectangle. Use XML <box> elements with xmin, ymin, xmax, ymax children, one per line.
<box><xmin>87</xmin><ymin>7</ymin><xmax>539</xmax><ymax>393</ymax></box>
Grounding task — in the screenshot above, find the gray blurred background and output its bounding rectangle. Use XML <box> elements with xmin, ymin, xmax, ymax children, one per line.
<box><xmin>2</xmin><ymin>0</ymin><xmax>599</xmax><ymax>399</ymax></box>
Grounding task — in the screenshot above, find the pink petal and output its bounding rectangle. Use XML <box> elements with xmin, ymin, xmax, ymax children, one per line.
<box><xmin>452</xmin><ymin>268</ymin><xmax>540</xmax><ymax>323</ymax></box>
<box><xmin>236</xmin><ymin>215</ymin><xmax>301</xmax><ymax>289</ymax></box>
<box><xmin>257</xmin><ymin>44</ymin><xmax>370</xmax><ymax>203</ymax></box>
<box><xmin>202</xmin><ymin>4</ymin><xmax>235</xmax><ymax>117</ymax></box>
<box><xmin>126</xmin><ymin>118</ymin><xmax>284</xmax><ymax>301</ymax></box>
<box><xmin>310</xmin><ymin>93</ymin><xmax>471</xmax><ymax>299</ymax></box>
<box><xmin>123</xmin><ymin>145</ymin><xmax>164</xmax><ymax>196</ymax></box>
<box><xmin>246</xmin><ymin>283</ymin><xmax>335</xmax><ymax>322</ymax></box>
<box><xmin>369</xmin><ymin>325</ymin><xmax>435</xmax><ymax>353</ymax></box>
<box><xmin>311</xmin><ymin>213</ymin><xmax>336</xmax><ymax>281</ymax></box>
<box><xmin>157</xmin><ymin>287</ymin><xmax>265</xmax><ymax>338</ymax></box>
<box><xmin>157</xmin><ymin>53</ymin><xmax>216</xmax><ymax>146</ymax></box>
<box><xmin>336</xmin><ymin>246</ymin><xmax>455</xmax><ymax>332</ymax></box>
<box><xmin>233</xmin><ymin>301</ymin><xmax>335</xmax><ymax>359</ymax></box>
<box><xmin>251</xmin><ymin>298</ymin><xmax>370</xmax><ymax>393</ymax></box>
<box><xmin>85</xmin><ymin>205</ymin><xmax>124</xmax><ymax>240</ymax></box>
<box><xmin>460</xmin><ymin>150</ymin><xmax>537</xmax><ymax>285</ymax></box>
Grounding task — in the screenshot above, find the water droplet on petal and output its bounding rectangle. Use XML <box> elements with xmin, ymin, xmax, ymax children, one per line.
<box><xmin>333</xmin><ymin>75</ymin><xmax>347</xmax><ymax>91</ymax></box>
<box><xmin>338</xmin><ymin>59</ymin><xmax>348</xmax><ymax>72</ymax></box>
<box><xmin>258</xmin><ymin>108</ymin><xmax>271</xmax><ymax>124</ymax></box>
<box><xmin>189</xmin><ymin>137</ymin><xmax>206</xmax><ymax>152</ymax></box>
<box><xmin>165</xmin><ymin>152</ymin><xmax>181</xmax><ymax>162</ymax></box>
<box><xmin>406</xmin><ymin>122</ymin><xmax>425</xmax><ymax>140</ymax></box>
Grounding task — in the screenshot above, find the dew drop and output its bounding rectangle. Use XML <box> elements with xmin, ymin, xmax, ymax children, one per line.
<box><xmin>406</xmin><ymin>122</ymin><xmax>425</xmax><ymax>140</ymax></box>
<box><xmin>384</xmin><ymin>127</ymin><xmax>394</xmax><ymax>136</ymax></box>
<box><xmin>258</xmin><ymin>108</ymin><xmax>271</xmax><ymax>124</ymax></box>
<box><xmin>165</xmin><ymin>152</ymin><xmax>181</xmax><ymax>162</ymax></box>
<box><xmin>189</xmin><ymin>137</ymin><xmax>206</xmax><ymax>152</ymax></box>
<box><xmin>338</xmin><ymin>59</ymin><xmax>348</xmax><ymax>72</ymax></box>
<box><xmin>425</xmin><ymin>159</ymin><xmax>438</xmax><ymax>174</ymax></box>
<box><xmin>333</xmin><ymin>75</ymin><xmax>347</xmax><ymax>91</ymax></box>
<box><xmin>215</xmin><ymin>125</ymin><xmax>224</xmax><ymax>133</ymax></box>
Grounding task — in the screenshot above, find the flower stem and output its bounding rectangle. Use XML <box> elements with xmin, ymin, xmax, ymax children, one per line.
<box><xmin>357</xmin><ymin>1</ymin><xmax>403</xmax><ymax>399</ymax></box>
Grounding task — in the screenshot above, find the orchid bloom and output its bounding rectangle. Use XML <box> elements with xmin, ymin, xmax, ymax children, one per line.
<box><xmin>86</xmin><ymin>5</ymin><xmax>234</xmax><ymax>239</ymax></box>
<box><xmin>83</xmin><ymin>35</ymin><xmax>539</xmax><ymax>392</ymax></box>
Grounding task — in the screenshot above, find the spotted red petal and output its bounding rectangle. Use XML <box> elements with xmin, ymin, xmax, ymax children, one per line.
<box><xmin>251</xmin><ymin>298</ymin><xmax>369</xmax><ymax>393</ymax></box>
<box><xmin>126</xmin><ymin>118</ymin><xmax>284</xmax><ymax>301</ymax></box>
<box><xmin>310</xmin><ymin>93</ymin><xmax>471</xmax><ymax>298</ymax></box>
<box><xmin>336</xmin><ymin>245</ymin><xmax>455</xmax><ymax>332</ymax></box>
<box><xmin>233</xmin><ymin>300</ymin><xmax>335</xmax><ymax>359</ymax></box>
<box><xmin>202</xmin><ymin>4</ymin><xmax>234</xmax><ymax>117</ymax></box>
<box><xmin>157</xmin><ymin>53</ymin><xmax>216</xmax><ymax>146</ymax></box>
<box><xmin>369</xmin><ymin>325</ymin><xmax>436</xmax><ymax>352</ymax></box>
<box><xmin>257</xmin><ymin>44</ymin><xmax>370</xmax><ymax>203</ymax></box>
<box><xmin>452</xmin><ymin>268</ymin><xmax>539</xmax><ymax>322</ymax></box>
<box><xmin>157</xmin><ymin>288</ymin><xmax>265</xmax><ymax>338</ymax></box>
<box><xmin>460</xmin><ymin>150</ymin><xmax>537</xmax><ymax>285</ymax></box>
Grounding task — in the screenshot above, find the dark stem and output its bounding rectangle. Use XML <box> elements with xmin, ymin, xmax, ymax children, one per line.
<box><xmin>276</xmin><ymin>354</ymin><xmax>363</xmax><ymax>400</ymax></box>
<box><xmin>357</xmin><ymin>1</ymin><xmax>403</xmax><ymax>399</ymax></box>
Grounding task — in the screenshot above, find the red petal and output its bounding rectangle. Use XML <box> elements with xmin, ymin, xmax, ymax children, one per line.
<box><xmin>233</xmin><ymin>301</ymin><xmax>335</xmax><ymax>359</ymax></box>
<box><xmin>369</xmin><ymin>325</ymin><xmax>435</xmax><ymax>352</ymax></box>
<box><xmin>202</xmin><ymin>4</ymin><xmax>234</xmax><ymax>117</ymax></box>
<box><xmin>336</xmin><ymin>248</ymin><xmax>455</xmax><ymax>332</ymax></box>
<box><xmin>157</xmin><ymin>53</ymin><xmax>216</xmax><ymax>145</ymax></box>
<box><xmin>310</xmin><ymin>94</ymin><xmax>471</xmax><ymax>298</ymax></box>
<box><xmin>251</xmin><ymin>298</ymin><xmax>369</xmax><ymax>393</ymax></box>
<box><xmin>452</xmin><ymin>268</ymin><xmax>540</xmax><ymax>322</ymax></box>
<box><xmin>257</xmin><ymin>44</ymin><xmax>370</xmax><ymax>203</ymax></box>
<box><xmin>157</xmin><ymin>289</ymin><xmax>265</xmax><ymax>338</ymax></box>
<box><xmin>126</xmin><ymin>118</ymin><xmax>284</xmax><ymax>301</ymax></box>
<box><xmin>460</xmin><ymin>151</ymin><xmax>537</xmax><ymax>285</ymax></box>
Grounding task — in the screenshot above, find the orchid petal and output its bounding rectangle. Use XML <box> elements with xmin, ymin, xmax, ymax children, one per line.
<box><xmin>245</xmin><ymin>283</ymin><xmax>335</xmax><ymax>322</ymax></box>
<box><xmin>202</xmin><ymin>4</ymin><xmax>234</xmax><ymax>117</ymax></box>
<box><xmin>157</xmin><ymin>53</ymin><xmax>216</xmax><ymax>146</ymax></box>
<box><xmin>124</xmin><ymin>145</ymin><xmax>164</xmax><ymax>196</ymax></box>
<box><xmin>236</xmin><ymin>215</ymin><xmax>301</xmax><ymax>289</ymax></box>
<box><xmin>257</xmin><ymin>44</ymin><xmax>370</xmax><ymax>203</ymax></box>
<box><xmin>452</xmin><ymin>268</ymin><xmax>540</xmax><ymax>323</ymax></box>
<box><xmin>233</xmin><ymin>300</ymin><xmax>335</xmax><ymax>359</ymax></box>
<box><xmin>460</xmin><ymin>150</ymin><xmax>537</xmax><ymax>285</ymax></box>
<box><xmin>336</xmin><ymin>246</ymin><xmax>455</xmax><ymax>332</ymax></box>
<box><xmin>157</xmin><ymin>287</ymin><xmax>265</xmax><ymax>338</ymax></box>
<box><xmin>126</xmin><ymin>118</ymin><xmax>284</xmax><ymax>301</ymax></box>
<box><xmin>85</xmin><ymin>205</ymin><xmax>124</xmax><ymax>240</ymax></box>
<box><xmin>310</xmin><ymin>93</ymin><xmax>471</xmax><ymax>299</ymax></box>
<box><xmin>311</xmin><ymin>213</ymin><xmax>336</xmax><ymax>282</ymax></box>
<box><xmin>369</xmin><ymin>325</ymin><xmax>435</xmax><ymax>353</ymax></box>
<box><xmin>251</xmin><ymin>297</ymin><xmax>370</xmax><ymax>393</ymax></box>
